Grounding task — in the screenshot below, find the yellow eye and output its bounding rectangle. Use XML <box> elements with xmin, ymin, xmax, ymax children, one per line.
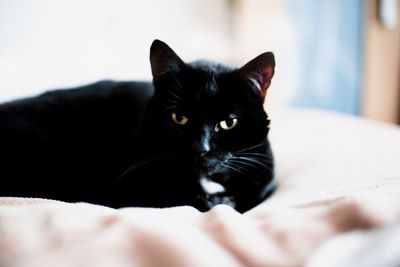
<box><xmin>219</xmin><ymin>118</ymin><xmax>238</xmax><ymax>130</ymax></box>
<box><xmin>171</xmin><ymin>112</ymin><xmax>188</xmax><ymax>125</ymax></box>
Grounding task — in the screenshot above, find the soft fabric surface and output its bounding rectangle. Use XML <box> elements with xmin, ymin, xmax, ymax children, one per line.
<box><xmin>307</xmin><ymin>220</ymin><xmax>400</xmax><ymax>267</ymax></box>
<box><xmin>1</xmin><ymin>108</ymin><xmax>400</xmax><ymax>267</ymax></box>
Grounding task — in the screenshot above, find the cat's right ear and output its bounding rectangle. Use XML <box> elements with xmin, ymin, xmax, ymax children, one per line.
<box><xmin>239</xmin><ymin>52</ymin><xmax>275</xmax><ymax>102</ymax></box>
<box><xmin>150</xmin><ymin>40</ymin><xmax>185</xmax><ymax>80</ymax></box>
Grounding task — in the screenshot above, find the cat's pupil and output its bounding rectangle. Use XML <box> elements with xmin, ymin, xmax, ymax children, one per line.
<box><xmin>225</xmin><ymin>118</ymin><xmax>234</xmax><ymax>127</ymax></box>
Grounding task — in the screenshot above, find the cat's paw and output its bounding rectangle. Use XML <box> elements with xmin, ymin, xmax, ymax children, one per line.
<box><xmin>198</xmin><ymin>193</ymin><xmax>236</xmax><ymax>210</ymax></box>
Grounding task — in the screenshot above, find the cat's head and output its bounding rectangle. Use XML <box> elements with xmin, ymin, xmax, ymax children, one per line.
<box><xmin>146</xmin><ymin>40</ymin><xmax>275</xmax><ymax>211</ymax></box>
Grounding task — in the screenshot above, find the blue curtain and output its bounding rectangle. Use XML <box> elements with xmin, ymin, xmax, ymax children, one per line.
<box><xmin>286</xmin><ymin>0</ymin><xmax>364</xmax><ymax>114</ymax></box>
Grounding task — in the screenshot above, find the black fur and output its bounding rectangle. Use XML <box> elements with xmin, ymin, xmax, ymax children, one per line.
<box><xmin>0</xmin><ymin>40</ymin><xmax>276</xmax><ymax>212</ymax></box>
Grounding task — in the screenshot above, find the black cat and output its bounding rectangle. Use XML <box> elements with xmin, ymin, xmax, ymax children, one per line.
<box><xmin>0</xmin><ymin>40</ymin><xmax>276</xmax><ymax>212</ymax></box>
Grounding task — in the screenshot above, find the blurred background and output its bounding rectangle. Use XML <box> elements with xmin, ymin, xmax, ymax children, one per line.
<box><xmin>0</xmin><ymin>0</ymin><xmax>399</xmax><ymax>124</ymax></box>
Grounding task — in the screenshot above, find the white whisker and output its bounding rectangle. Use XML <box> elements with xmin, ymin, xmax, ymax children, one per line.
<box><xmin>116</xmin><ymin>156</ymin><xmax>161</xmax><ymax>181</ymax></box>
<box><xmin>234</xmin><ymin>142</ymin><xmax>267</xmax><ymax>153</ymax></box>
<box><xmin>166</xmin><ymin>99</ymin><xmax>179</xmax><ymax>104</ymax></box>
<box><xmin>228</xmin><ymin>158</ymin><xmax>265</xmax><ymax>173</ymax></box>
<box><xmin>234</xmin><ymin>152</ymin><xmax>273</xmax><ymax>159</ymax></box>
<box><xmin>163</xmin><ymin>106</ymin><xmax>177</xmax><ymax>113</ymax></box>
<box><xmin>167</xmin><ymin>90</ymin><xmax>182</xmax><ymax>101</ymax></box>
<box><xmin>230</xmin><ymin>156</ymin><xmax>268</xmax><ymax>167</ymax></box>
<box><xmin>221</xmin><ymin>163</ymin><xmax>244</xmax><ymax>175</ymax></box>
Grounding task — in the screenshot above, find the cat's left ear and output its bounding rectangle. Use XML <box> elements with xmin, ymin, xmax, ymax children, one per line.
<box><xmin>239</xmin><ymin>52</ymin><xmax>275</xmax><ymax>102</ymax></box>
<box><xmin>150</xmin><ymin>39</ymin><xmax>185</xmax><ymax>80</ymax></box>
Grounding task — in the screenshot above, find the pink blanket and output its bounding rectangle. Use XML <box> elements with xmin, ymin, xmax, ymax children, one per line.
<box><xmin>1</xmin><ymin>109</ymin><xmax>400</xmax><ymax>267</ymax></box>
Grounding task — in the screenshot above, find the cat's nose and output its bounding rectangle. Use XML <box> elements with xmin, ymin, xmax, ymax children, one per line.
<box><xmin>192</xmin><ymin>142</ymin><xmax>210</xmax><ymax>172</ymax></box>
<box><xmin>192</xmin><ymin>142</ymin><xmax>210</xmax><ymax>157</ymax></box>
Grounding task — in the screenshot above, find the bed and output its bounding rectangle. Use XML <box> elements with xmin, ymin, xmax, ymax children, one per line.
<box><xmin>1</xmin><ymin>108</ymin><xmax>399</xmax><ymax>267</ymax></box>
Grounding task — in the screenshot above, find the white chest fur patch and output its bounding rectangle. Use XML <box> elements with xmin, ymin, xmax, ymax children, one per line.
<box><xmin>200</xmin><ymin>176</ymin><xmax>226</xmax><ymax>194</ymax></box>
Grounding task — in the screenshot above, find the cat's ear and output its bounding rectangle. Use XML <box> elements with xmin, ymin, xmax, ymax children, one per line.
<box><xmin>150</xmin><ymin>39</ymin><xmax>185</xmax><ymax>80</ymax></box>
<box><xmin>239</xmin><ymin>52</ymin><xmax>275</xmax><ymax>101</ymax></box>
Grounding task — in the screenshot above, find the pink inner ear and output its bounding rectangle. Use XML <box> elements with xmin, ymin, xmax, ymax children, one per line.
<box><xmin>241</xmin><ymin>51</ymin><xmax>275</xmax><ymax>101</ymax></box>
<box><xmin>250</xmin><ymin>66</ymin><xmax>273</xmax><ymax>100</ymax></box>
<box><xmin>260</xmin><ymin>74</ymin><xmax>271</xmax><ymax>91</ymax></box>
<box><xmin>260</xmin><ymin>66</ymin><xmax>273</xmax><ymax>90</ymax></box>
<box><xmin>250</xmin><ymin>66</ymin><xmax>273</xmax><ymax>98</ymax></box>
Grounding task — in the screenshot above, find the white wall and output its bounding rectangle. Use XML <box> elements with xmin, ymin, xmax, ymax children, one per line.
<box><xmin>0</xmin><ymin>0</ymin><xmax>298</xmax><ymax>113</ymax></box>
<box><xmin>0</xmin><ymin>0</ymin><xmax>232</xmax><ymax>102</ymax></box>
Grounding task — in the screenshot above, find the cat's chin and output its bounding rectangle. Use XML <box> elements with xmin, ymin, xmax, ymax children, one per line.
<box><xmin>199</xmin><ymin>175</ymin><xmax>226</xmax><ymax>195</ymax></box>
<box><xmin>196</xmin><ymin>175</ymin><xmax>236</xmax><ymax>210</ymax></box>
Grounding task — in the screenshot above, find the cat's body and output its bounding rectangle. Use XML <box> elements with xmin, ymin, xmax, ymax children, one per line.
<box><xmin>0</xmin><ymin>40</ymin><xmax>276</xmax><ymax>212</ymax></box>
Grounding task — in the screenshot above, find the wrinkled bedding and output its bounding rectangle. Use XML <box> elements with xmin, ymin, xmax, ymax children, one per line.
<box><xmin>1</xmin><ymin>108</ymin><xmax>400</xmax><ymax>267</ymax></box>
